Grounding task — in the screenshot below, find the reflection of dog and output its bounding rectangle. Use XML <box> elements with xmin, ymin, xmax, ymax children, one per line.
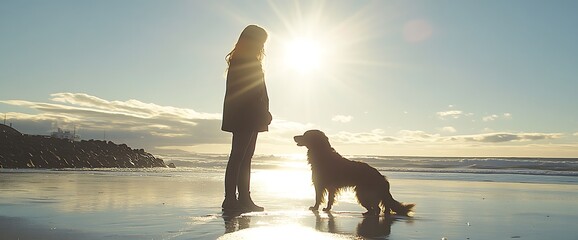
<box><xmin>357</xmin><ymin>216</ymin><xmax>393</xmax><ymax>238</ymax></box>
<box><xmin>314</xmin><ymin>211</ymin><xmax>394</xmax><ymax>238</ymax></box>
<box><xmin>294</xmin><ymin>130</ymin><xmax>414</xmax><ymax>216</ymax></box>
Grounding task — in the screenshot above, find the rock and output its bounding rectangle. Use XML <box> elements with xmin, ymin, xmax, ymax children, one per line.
<box><xmin>167</xmin><ymin>163</ymin><xmax>176</xmax><ymax>168</ymax></box>
<box><xmin>0</xmin><ymin>124</ymin><xmax>167</xmax><ymax>168</ymax></box>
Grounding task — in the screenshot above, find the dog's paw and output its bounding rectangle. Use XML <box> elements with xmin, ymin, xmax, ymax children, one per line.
<box><xmin>322</xmin><ymin>207</ymin><xmax>331</xmax><ymax>212</ymax></box>
<box><xmin>309</xmin><ymin>206</ymin><xmax>319</xmax><ymax>211</ymax></box>
<box><xmin>362</xmin><ymin>211</ymin><xmax>378</xmax><ymax>216</ymax></box>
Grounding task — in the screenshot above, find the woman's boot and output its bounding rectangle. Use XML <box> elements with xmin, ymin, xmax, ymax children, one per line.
<box><xmin>238</xmin><ymin>192</ymin><xmax>264</xmax><ymax>212</ymax></box>
<box><xmin>222</xmin><ymin>195</ymin><xmax>242</xmax><ymax>212</ymax></box>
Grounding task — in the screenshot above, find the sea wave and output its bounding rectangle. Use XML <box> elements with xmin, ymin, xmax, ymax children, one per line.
<box><xmin>161</xmin><ymin>154</ymin><xmax>578</xmax><ymax>177</ymax></box>
<box><xmin>343</xmin><ymin>156</ymin><xmax>577</xmax><ymax>174</ymax></box>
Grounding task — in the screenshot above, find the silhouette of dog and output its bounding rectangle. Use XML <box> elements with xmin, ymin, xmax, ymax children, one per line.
<box><xmin>294</xmin><ymin>130</ymin><xmax>414</xmax><ymax>216</ymax></box>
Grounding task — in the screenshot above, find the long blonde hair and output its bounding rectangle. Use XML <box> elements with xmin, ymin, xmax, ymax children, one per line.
<box><xmin>226</xmin><ymin>25</ymin><xmax>268</xmax><ymax>66</ymax></box>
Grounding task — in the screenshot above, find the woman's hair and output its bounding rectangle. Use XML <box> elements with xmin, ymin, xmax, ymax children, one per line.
<box><xmin>226</xmin><ymin>25</ymin><xmax>268</xmax><ymax>66</ymax></box>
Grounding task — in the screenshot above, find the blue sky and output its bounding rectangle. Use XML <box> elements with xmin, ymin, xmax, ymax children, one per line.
<box><xmin>1</xmin><ymin>0</ymin><xmax>577</xmax><ymax>157</ymax></box>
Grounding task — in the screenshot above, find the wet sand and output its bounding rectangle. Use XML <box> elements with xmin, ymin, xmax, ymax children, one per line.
<box><xmin>1</xmin><ymin>169</ymin><xmax>577</xmax><ymax>239</ymax></box>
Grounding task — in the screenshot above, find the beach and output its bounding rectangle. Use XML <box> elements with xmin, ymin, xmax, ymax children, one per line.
<box><xmin>1</xmin><ymin>156</ymin><xmax>577</xmax><ymax>240</ymax></box>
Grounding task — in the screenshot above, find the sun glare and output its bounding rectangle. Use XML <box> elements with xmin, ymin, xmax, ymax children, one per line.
<box><xmin>284</xmin><ymin>38</ymin><xmax>324</xmax><ymax>74</ymax></box>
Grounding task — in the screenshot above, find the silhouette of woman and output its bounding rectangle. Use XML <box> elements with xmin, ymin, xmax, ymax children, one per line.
<box><xmin>221</xmin><ymin>25</ymin><xmax>271</xmax><ymax>212</ymax></box>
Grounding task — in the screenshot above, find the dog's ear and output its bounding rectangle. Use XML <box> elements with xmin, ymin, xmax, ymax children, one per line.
<box><xmin>304</xmin><ymin>130</ymin><xmax>331</xmax><ymax>148</ymax></box>
<box><xmin>311</xmin><ymin>130</ymin><xmax>328</xmax><ymax>142</ymax></box>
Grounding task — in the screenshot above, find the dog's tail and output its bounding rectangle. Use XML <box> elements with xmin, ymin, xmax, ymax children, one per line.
<box><xmin>380</xmin><ymin>177</ymin><xmax>415</xmax><ymax>216</ymax></box>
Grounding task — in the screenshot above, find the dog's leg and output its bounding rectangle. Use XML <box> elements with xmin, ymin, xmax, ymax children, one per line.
<box><xmin>359</xmin><ymin>198</ymin><xmax>378</xmax><ymax>216</ymax></box>
<box><xmin>357</xmin><ymin>185</ymin><xmax>381</xmax><ymax>216</ymax></box>
<box><xmin>323</xmin><ymin>189</ymin><xmax>335</xmax><ymax>211</ymax></box>
<box><xmin>383</xmin><ymin>206</ymin><xmax>391</xmax><ymax>215</ymax></box>
<box><xmin>360</xmin><ymin>204</ymin><xmax>380</xmax><ymax>216</ymax></box>
<box><xmin>309</xmin><ymin>184</ymin><xmax>322</xmax><ymax>211</ymax></box>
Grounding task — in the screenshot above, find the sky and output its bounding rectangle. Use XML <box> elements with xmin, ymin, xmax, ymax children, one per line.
<box><xmin>1</xmin><ymin>0</ymin><xmax>578</xmax><ymax>157</ymax></box>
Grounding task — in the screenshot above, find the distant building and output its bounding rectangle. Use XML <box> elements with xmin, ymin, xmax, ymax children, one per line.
<box><xmin>51</xmin><ymin>128</ymin><xmax>80</xmax><ymax>142</ymax></box>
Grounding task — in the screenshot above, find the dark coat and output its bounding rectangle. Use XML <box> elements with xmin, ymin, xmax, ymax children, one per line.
<box><xmin>221</xmin><ymin>57</ymin><xmax>271</xmax><ymax>133</ymax></box>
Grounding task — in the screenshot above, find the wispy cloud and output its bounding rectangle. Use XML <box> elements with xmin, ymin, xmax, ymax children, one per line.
<box><xmin>333</xmin><ymin>129</ymin><xmax>397</xmax><ymax>144</ymax></box>
<box><xmin>302</xmin><ymin>129</ymin><xmax>574</xmax><ymax>157</ymax></box>
<box><xmin>446</xmin><ymin>132</ymin><xmax>562</xmax><ymax>143</ymax></box>
<box><xmin>438</xmin><ymin>108</ymin><xmax>513</xmax><ymax>123</ymax></box>
<box><xmin>330</xmin><ymin>129</ymin><xmax>561</xmax><ymax>145</ymax></box>
<box><xmin>437</xmin><ymin>110</ymin><xmax>462</xmax><ymax>119</ymax></box>
<box><xmin>1</xmin><ymin>93</ymin><xmax>225</xmax><ymax>150</ymax></box>
<box><xmin>482</xmin><ymin>113</ymin><xmax>512</xmax><ymax>122</ymax></box>
<box><xmin>331</xmin><ymin>115</ymin><xmax>353</xmax><ymax>123</ymax></box>
<box><xmin>398</xmin><ymin>130</ymin><xmax>440</xmax><ymax>143</ymax></box>
<box><xmin>50</xmin><ymin>93</ymin><xmax>221</xmax><ymax>120</ymax></box>
<box><xmin>439</xmin><ymin>126</ymin><xmax>457</xmax><ymax>133</ymax></box>
<box><xmin>437</xmin><ymin>110</ymin><xmax>472</xmax><ymax>119</ymax></box>
<box><xmin>482</xmin><ymin>114</ymin><xmax>499</xmax><ymax>122</ymax></box>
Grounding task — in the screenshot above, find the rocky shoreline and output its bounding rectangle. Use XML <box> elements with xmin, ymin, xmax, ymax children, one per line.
<box><xmin>0</xmin><ymin>124</ymin><xmax>167</xmax><ymax>168</ymax></box>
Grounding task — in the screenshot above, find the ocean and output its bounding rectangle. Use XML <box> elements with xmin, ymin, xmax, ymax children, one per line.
<box><xmin>164</xmin><ymin>153</ymin><xmax>578</xmax><ymax>179</ymax></box>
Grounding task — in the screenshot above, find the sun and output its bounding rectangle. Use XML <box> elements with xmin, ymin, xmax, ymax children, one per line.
<box><xmin>284</xmin><ymin>37</ymin><xmax>324</xmax><ymax>74</ymax></box>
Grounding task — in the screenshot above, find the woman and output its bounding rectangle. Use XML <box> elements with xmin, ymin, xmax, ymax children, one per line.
<box><xmin>221</xmin><ymin>25</ymin><xmax>272</xmax><ymax>212</ymax></box>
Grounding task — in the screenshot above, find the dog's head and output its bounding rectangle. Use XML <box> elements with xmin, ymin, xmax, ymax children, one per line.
<box><xmin>294</xmin><ymin>130</ymin><xmax>331</xmax><ymax>149</ymax></box>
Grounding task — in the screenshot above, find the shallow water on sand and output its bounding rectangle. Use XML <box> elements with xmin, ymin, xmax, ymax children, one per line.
<box><xmin>1</xmin><ymin>168</ymin><xmax>577</xmax><ymax>239</ymax></box>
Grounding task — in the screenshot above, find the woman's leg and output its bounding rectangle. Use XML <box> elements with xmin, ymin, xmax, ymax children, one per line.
<box><xmin>237</xmin><ymin>132</ymin><xmax>257</xmax><ymax>199</ymax></box>
<box><xmin>237</xmin><ymin>132</ymin><xmax>263</xmax><ymax>211</ymax></box>
<box><xmin>223</xmin><ymin>131</ymin><xmax>256</xmax><ymax>210</ymax></box>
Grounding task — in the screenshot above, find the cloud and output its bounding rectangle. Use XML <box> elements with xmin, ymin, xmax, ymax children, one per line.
<box><xmin>439</xmin><ymin>126</ymin><xmax>457</xmax><ymax>133</ymax></box>
<box><xmin>483</xmin><ymin>113</ymin><xmax>512</xmax><ymax>122</ymax></box>
<box><xmin>49</xmin><ymin>92</ymin><xmax>221</xmax><ymax>120</ymax></box>
<box><xmin>331</xmin><ymin>115</ymin><xmax>353</xmax><ymax>123</ymax></box>
<box><xmin>437</xmin><ymin>110</ymin><xmax>462</xmax><ymax>118</ymax></box>
<box><xmin>438</xmin><ymin>109</ymin><xmax>513</xmax><ymax>122</ymax></box>
<box><xmin>332</xmin><ymin>129</ymin><xmax>398</xmax><ymax>144</ymax></box>
<box><xmin>1</xmin><ymin>95</ymin><xmax>219</xmax><ymax>133</ymax></box>
<box><xmin>332</xmin><ymin>129</ymin><xmax>443</xmax><ymax>144</ymax></box>
<box><xmin>330</xmin><ymin>128</ymin><xmax>561</xmax><ymax>146</ymax></box>
<box><xmin>482</xmin><ymin>114</ymin><xmax>499</xmax><ymax>122</ymax></box>
<box><xmin>437</xmin><ymin>110</ymin><xmax>472</xmax><ymax>119</ymax></box>
<box><xmin>448</xmin><ymin>132</ymin><xmax>562</xmax><ymax>143</ymax></box>
<box><xmin>398</xmin><ymin>130</ymin><xmax>439</xmax><ymax>141</ymax></box>
<box><xmin>1</xmin><ymin>93</ymin><xmax>226</xmax><ymax>150</ymax></box>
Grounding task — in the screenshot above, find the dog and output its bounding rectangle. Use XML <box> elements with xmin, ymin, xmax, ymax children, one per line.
<box><xmin>294</xmin><ymin>130</ymin><xmax>414</xmax><ymax>216</ymax></box>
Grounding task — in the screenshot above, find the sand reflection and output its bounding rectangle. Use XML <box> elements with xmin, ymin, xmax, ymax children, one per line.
<box><xmin>223</xmin><ymin>213</ymin><xmax>251</xmax><ymax>234</ymax></box>
<box><xmin>220</xmin><ymin>210</ymin><xmax>396</xmax><ymax>239</ymax></box>
<box><xmin>315</xmin><ymin>211</ymin><xmax>394</xmax><ymax>239</ymax></box>
<box><xmin>0</xmin><ymin>170</ymin><xmax>224</xmax><ymax>213</ymax></box>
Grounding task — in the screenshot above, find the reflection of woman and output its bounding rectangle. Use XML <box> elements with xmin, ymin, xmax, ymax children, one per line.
<box><xmin>221</xmin><ymin>25</ymin><xmax>271</xmax><ymax>212</ymax></box>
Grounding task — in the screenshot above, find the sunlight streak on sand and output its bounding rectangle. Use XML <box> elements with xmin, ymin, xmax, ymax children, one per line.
<box><xmin>217</xmin><ymin>224</ymin><xmax>354</xmax><ymax>240</ymax></box>
<box><xmin>253</xmin><ymin>169</ymin><xmax>313</xmax><ymax>200</ymax></box>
